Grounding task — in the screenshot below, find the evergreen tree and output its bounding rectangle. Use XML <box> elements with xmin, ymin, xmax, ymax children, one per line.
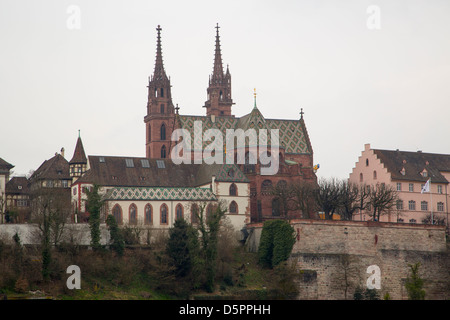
<box><xmin>166</xmin><ymin>218</ymin><xmax>192</xmax><ymax>277</ymax></box>
<box><xmin>106</xmin><ymin>214</ymin><xmax>124</xmax><ymax>257</ymax></box>
<box><xmin>258</xmin><ymin>219</ymin><xmax>296</xmax><ymax>268</ymax></box>
<box><xmin>85</xmin><ymin>184</ymin><xmax>104</xmax><ymax>251</ymax></box>
<box><xmin>405</xmin><ymin>262</ymin><xmax>426</xmax><ymax>300</ymax></box>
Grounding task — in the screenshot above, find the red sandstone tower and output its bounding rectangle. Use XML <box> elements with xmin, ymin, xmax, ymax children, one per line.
<box><xmin>204</xmin><ymin>24</ymin><xmax>234</xmax><ymax>117</ymax></box>
<box><xmin>144</xmin><ymin>25</ymin><xmax>175</xmax><ymax>159</ymax></box>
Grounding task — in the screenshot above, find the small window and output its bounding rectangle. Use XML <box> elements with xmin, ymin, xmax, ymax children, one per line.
<box><xmin>365</xmin><ymin>159</ymin><xmax>369</xmax><ymax>166</ymax></box>
<box><xmin>409</xmin><ymin>184</ymin><xmax>414</xmax><ymax>192</ymax></box>
<box><xmin>422</xmin><ymin>171</ymin><xmax>428</xmax><ymax>177</ymax></box>
<box><xmin>112</xmin><ymin>204</ymin><xmax>123</xmax><ymax>225</ymax></box>
<box><xmin>408</xmin><ymin>200</ymin><xmax>416</xmax><ymax>211</ymax></box>
<box><xmin>409</xmin><ymin>219</ymin><xmax>417</xmax><ymax>224</ymax></box>
<box><xmin>145</xmin><ymin>204</ymin><xmax>152</xmax><ymax>225</ymax></box>
<box><xmin>229</xmin><ymin>201</ymin><xmax>238</xmax><ymax>214</ymax></box>
<box><xmin>437</xmin><ymin>202</ymin><xmax>444</xmax><ymax>212</ymax></box>
<box><xmin>360</xmin><ymin>173</ymin><xmax>363</xmax><ymax>182</ymax></box>
<box><xmin>176</xmin><ymin>204</ymin><xmax>183</xmax><ymax>220</ymax></box>
<box><xmin>141</xmin><ymin>159</ymin><xmax>150</xmax><ymax>168</ymax></box>
<box><xmin>421</xmin><ymin>201</ymin><xmax>428</xmax><ymax>211</ymax></box>
<box><xmin>437</xmin><ymin>185</ymin><xmax>443</xmax><ymax>194</ymax></box>
<box><xmin>156</xmin><ymin>159</ymin><xmax>165</xmax><ymax>169</ymax></box>
<box><xmin>373</xmin><ymin>170</ymin><xmax>377</xmax><ymax>180</ymax></box>
<box><xmin>161</xmin><ymin>204</ymin><xmax>168</xmax><ymax>224</ymax></box>
<box><xmin>99</xmin><ymin>157</ymin><xmax>105</xmax><ymax>163</ymax></box>
<box><xmin>261</xmin><ymin>180</ymin><xmax>273</xmax><ymax>193</ymax></box>
<box><xmin>125</xmin><ymin>159</ymin><xmax>134</xmax><ymax>168</ymax></box>
<box><xmin>229</xmin><ymin>183</ymin><xmax>237</xmax><ymax>196</ymax></box>
<box><xmin>191</xmin><ymin>204</ymin><xmax>199</xmax><ymax>224</ymax></box>
<box><xmin>396</xmin><ymin>183</ymin><xmax>402</xmax><ymax>191</ymax></box>
<box><xmin>160</xmin><ymin>123</ymin><xmax>166</xmax><ymax>140</ymax></box>
<box><xmin>396</xmin><ymin>200</ymin><xmax>403</xmax><ymax>210</ymax></box>
<box><xmin>129</xmin><ymin>204</ymin><xmax>137</xmax><ymax>225</ymax></box>
<box><xmin>161</xmin><ymin>145</ymin><xmax>167</xmax><ymax>159</ymax></box>
<box><xmin>160</xmin><ymin>104</ymin><xmax>165</xmax><ymax>114</ymax></box>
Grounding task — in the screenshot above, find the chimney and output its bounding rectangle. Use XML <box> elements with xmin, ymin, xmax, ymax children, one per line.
<box><xmin>61</xmin><ymin>147</ymin><xmax>65</xmax><ymax>158</ymax></box>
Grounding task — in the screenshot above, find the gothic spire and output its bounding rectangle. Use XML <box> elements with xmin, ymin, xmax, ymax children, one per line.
<box><xmin>153</xmin><ymin>25</ymin><xmax>168</xmax><ymax>82</ymax></box>
<box><xmin>212</xmin><ymin>23</ymin><xmax>224</xmax><ymax>84</ymax></box>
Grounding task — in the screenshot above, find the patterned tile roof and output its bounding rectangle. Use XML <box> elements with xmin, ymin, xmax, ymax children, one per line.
<box><xmin>177</xmin><ymin>108</ymin><xmax>312</xmax><ymax>155</ymax></box>
<box><xmin>105</xmin><ymin>186</ymin><xmax>217</xmax><ymax>201</ymax></box>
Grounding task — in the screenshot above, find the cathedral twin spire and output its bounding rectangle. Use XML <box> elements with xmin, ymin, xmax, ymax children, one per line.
<box><xmin>147</xmin><ymin>24</ymin><xmax>233</xmax><ymax>118</ymax></box>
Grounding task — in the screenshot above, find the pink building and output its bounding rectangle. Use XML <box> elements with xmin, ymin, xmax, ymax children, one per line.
<box><xmin>349</xmin><ymin>144</ymin><xmax>450</xmax><ymax>227</ymax></box>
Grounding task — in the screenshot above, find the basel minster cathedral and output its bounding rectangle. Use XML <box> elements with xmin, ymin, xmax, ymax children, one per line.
<box><xmin>142</xmin><ymin>25</ymin><xmax>317</xmax><ymax>223</ymax></box>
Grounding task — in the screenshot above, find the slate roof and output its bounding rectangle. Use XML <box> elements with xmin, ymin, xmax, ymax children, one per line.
<box><xmin>29</xmin><ymin>154</ymin><xmax>71</xmax><ymax>181</ymax></box>
<box><xmin>69</xmin><ymin>137</ymin><xmax>87</xmax><ymax>165</ymax></box>
<box><xmin>373</xmin><ymin>149</ymin><xmax>450</xmax><ymax>184</ymax></box>
<box><xmin>75</xmin><ymin>156</ymin><xmax>249</xmax><ymax>188</ymax></box>
<box><xmin>0</xmin><ymin>157</ymin><xmax>14</xmax><ymax>174</ymax></box>
<box><xmin>5</xmin><ymin>176</ymin><xmax>30</xmax><ymax>195</ymax></box>
<box><xmin>177</xmin><ymin>107</ymin><xmax>312</xmax><ymax>155</ymax></box>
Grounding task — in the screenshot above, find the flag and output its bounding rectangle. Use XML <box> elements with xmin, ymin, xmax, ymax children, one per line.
<box><xmin>421</xmin><ymin>179</ymin><xmax>430</xmax><ymax>193</ymax></box>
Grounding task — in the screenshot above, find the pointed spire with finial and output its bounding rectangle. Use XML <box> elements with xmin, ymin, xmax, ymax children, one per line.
<box><xmin>70</xmin><ymin>131</ymin><xmax>87</xmax><ymax>165</ymax></box>
<box><xmin>253</xmin><ymin>88</ymin><xmax>257</xmax><ymax>109</ymax></box>
<box><xmin>212</xmin><ymin>23</ymin><xmax>224</xmax><ymax>84</ymax></box>
<box><xmin>153</xmin><ymin>25</ymin><xmax>168</xmax><ymax>82</ymax></box>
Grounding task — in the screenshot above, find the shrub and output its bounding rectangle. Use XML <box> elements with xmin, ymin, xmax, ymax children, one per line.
<box><xmin>258</xmin><ymin>219</ymin><xmax>296</xmax><ymax>268</ymax></box>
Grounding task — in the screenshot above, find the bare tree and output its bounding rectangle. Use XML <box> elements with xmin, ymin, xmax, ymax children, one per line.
<box><xmin>30</xmin><ymin>187</ymin><xmax>71</xmax><ymax>280</ymax></box>
<box><xmin>315</xmin><ymin>178</ymin><xmax>342</xmax><ymax>220</ymax></box>
<box><xmin>339</xmin><ymin>181</ymin><xmax>362</xmax><ymax>221</ymax></box>
<box><xmin>290</xmin><ymin>181</ymin><xmax>318</xmax><ymax>219</ymax></box>
<box><xmin>270</xmin><ymin>181</ymin><xmax>296</xmax><ymax>219</ymax></box>
<box><xmin>367</xmin><ymin>183</ymin><xmax>398</xmax><ymax>221</ymax></box>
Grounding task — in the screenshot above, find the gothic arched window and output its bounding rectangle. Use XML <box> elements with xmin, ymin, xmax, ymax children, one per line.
<box><xmin>229</xmin><ymin>183</ymin><xmax>237</xmax><ymax>196</ymax></box>
<box><xmin>229</xmin><ymin>201</ymin><xmax>238</xmax><ymax>214</ymax></box>
<box><xmin>129</xmin><ymin>204</ymin><xmax>137</xmax><ymax>225</ymax></box>
<box><xmin>161</xmin><ymin>145</ymin><xmax>167</xmax><ymax>159</ymax></box>
<box><xmin>191</xmin><ymin>203</ymin><xmax>199</xmax><ymax>224</ymax></box>
<box><xmin>176</xmin><ymin>204</ymin><xmax>183</xmax><ymax>220</ymax></box>
<box><xmin>160</xmin><ymin>123</ymin><xmax>166</xmax><ymax>140</ymax></box>
<box><xmin>112</xmin><ymin>204</ymin><xmax>123</xmax><ymax>225</ymax></box>
<box><xmin>144</xmin><ymin>204</ymin><xmax>152</xmax><ymax>225</ymax></box>
<box><xmin>160</xmin><ymin>204</ymin><xmax>168</xmax><ymax>225</ymax></box>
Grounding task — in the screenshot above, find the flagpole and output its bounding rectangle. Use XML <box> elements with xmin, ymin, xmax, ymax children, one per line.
<box><xmin>430</xmin><ymin>176</ymin><xmax>433</xmax><ymax>225</ymax></box>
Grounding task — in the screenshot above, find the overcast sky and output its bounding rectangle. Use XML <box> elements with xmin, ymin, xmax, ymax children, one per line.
<box><xmin>1</xmin><ymin>0</ymin><xmax>449</xmax><ymax>180</ymax></box>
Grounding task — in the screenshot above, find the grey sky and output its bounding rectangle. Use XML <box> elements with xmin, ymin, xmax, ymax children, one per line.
<box><xmin>1</xmin><ymin>0</ymin><xmax>449</xmax><ymax>180</ymax></box>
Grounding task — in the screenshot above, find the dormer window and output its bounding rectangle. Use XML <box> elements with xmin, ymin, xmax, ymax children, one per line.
<box><xmin>400</xmin><ymin>167</ymin><xmax>406</xmax><ymax>176</ymax></box>
<box><xmin>421</xmin><ymin>169</ymin><xmax>428</xmax><ymax>177</ymax></box>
